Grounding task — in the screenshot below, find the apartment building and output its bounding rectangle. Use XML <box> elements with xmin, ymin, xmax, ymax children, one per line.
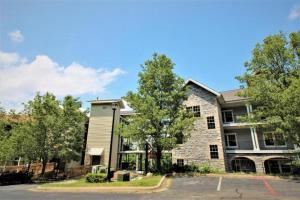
<box><xmin>84</xmin><ymin>79</ymin><xmax>298</xmax><ymax>174</ymax></box>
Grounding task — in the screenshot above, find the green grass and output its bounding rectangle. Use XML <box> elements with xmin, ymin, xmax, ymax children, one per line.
<box><xmin>41</xmin><ymin>175</ymin><xmax>162</xmax><ymax>187</ymax></box>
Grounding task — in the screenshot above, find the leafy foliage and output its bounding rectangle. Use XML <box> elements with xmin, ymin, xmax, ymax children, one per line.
<box><xmin>171</xmin><ymin>163</ymin><xmax>219</xmax><ymax>173</ymax></box>
<box><xmin>86</xmin><ymin>173</ymin><xmax>107</xmax><ymax>183</ymax></box>
<box><xmin>121</xmin><ymin>53</ymin><xmax>195</xmax><ymax>172</ymax></box>
<box><xmin>236</xmin><ymin>31</ymin><xmax>300</xmax><ymax>145</ymax></box>
<box><xmin>0</xmin><ymin>93</ymin><xmax>87</xmax><ymax>175</ymax></box>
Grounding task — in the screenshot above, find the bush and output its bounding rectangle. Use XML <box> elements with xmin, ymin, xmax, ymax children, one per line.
<box><xmin>85</xmin><ymin>173</ymin><xmax>107</xmax><ymax>183</ymax></box>
<box><xmin>172</xmin><ymin>163</ymin><xmax>219</xmax><ymax>174</ymax></box>
<box><xmin>198</xmin><ymin>164</ymin><xmax>218</xmax><ymax>174</ymax></box>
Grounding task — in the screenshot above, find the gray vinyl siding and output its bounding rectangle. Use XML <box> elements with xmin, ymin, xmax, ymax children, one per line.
<box><xmin>256</xmin><ymin>130</ymin><xmax>294</xmax><ymax>150</ymax></box>
<box><xmin>221</xmin><ymin>106</ymin><xmax>247</xmax><ymax>123</ymax></box>
<box><xmin>224</xmin><ymin>128</ymin><xmax>253</xmax><ymax>150</ymax></box>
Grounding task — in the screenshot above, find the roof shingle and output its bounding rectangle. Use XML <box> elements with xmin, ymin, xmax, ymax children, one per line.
<box><xmin>220</xmin><ymin>89</ymin><xmax>248</xmax><ymax>102</ymax></box>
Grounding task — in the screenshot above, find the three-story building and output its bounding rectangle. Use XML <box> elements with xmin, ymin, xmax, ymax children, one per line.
<box><xmin>84</xmin><ymin>79</ymin><xmax>298</xmax><ymax>174</ymax></box>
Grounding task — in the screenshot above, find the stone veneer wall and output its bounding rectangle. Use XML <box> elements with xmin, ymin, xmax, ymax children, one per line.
<box><xmin>172</xmin><ymin>84</ymin><xmax>226</xmax><ymax>171</ymax></box>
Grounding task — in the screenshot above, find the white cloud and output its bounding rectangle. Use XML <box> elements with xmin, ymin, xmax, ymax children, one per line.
<box><xmin>0</xmin><ymin>51</ymin><xmax>125</xmax><ymax>110</ymax></box>
<box><xmin>8</xmin><ymin>30</ymin><xmax>24</xmax><ymax>43</ymax></box>
<box><xmin>289</xmin><ymin>4</ymin><xmax>300</xmax><ymax>20</ymax></box>
<box><xmin>0</xmin><ymin>51</ymin><xmax>27</xmax><ymax>68</ymax></box>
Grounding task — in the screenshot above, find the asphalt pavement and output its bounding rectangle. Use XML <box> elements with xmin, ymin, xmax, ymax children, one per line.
<box><xmin>0</xmin><ymin>176</ymin><xmax>300</xmax><ymax>200</ymax></box>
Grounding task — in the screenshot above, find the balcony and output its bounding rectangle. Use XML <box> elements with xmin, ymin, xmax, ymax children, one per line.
<box><xmin>222</xmin><ymin>113</ymin><xmax>254</xmax><ymax>129</ymax></box>
<box><xmin>224</xmin><ymin>129</ymin><xmax>296</xmax><ymax>154</ymax></box>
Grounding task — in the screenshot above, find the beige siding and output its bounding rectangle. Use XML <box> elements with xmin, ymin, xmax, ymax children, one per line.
<box><xmin>85</xmin><ymin>104</ymin><xmax>120</xmax><ymax>170</ymax></box>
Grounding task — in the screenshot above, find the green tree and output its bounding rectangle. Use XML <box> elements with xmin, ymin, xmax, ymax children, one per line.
<box><xmin>57</xmin><ymin>96</ymin><xmax>87</xmax><ymax>167</ymax></box>
<box><xmin>122</xmin><ymin>53</ymin><xmax>194</xmax><ymax>172</ymax></box>
<box><xmin>0</xmin><ymin>107</ymin><xmax>17</xmax><ymax>169</ymax></box>
<box><xmin>24</xmin><ymin>92</ymin><xmax>62</xmax><ymax>175</ymax></box>
<box><xmin>237</xmin><ymin>31</ymin><xmax>300</xmax><ymax>145</ymax></box>
<box><xmin>9</xmin><ymin>121</ymin><xmax>38</xmax><ymax>171</ymax></box>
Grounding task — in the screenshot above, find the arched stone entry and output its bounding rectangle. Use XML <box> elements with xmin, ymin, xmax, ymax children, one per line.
<box><xmin>264</xmin><ymin>157</ymin><xmax>291</xmax><ymax>174</ymax></box>
<box><xmin>231</xmin><ymin>157</ymin><xmax>256</xmax><ymax>173</ymax></box>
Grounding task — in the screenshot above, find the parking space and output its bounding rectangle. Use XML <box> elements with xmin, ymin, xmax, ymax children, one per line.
<box><xmin>164</xmin><ymin>176</ymin><xmax>300</xmax><ymax>200</ymax></box>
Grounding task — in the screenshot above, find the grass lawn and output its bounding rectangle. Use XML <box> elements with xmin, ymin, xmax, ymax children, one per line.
<box><xmin>41</xmin><ymin>175</ymin><xmax>163</xmax><ymax>187</ymax></box>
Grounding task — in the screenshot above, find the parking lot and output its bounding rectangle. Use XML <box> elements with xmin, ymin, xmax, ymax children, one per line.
<box><xmin>161</xmin><ymin>176</ymin><xmax>300</xmax><ymax>200</ymax></box>
<box><xmin>0</xmin><ymin>175</ymin><xmax>299</xmax><ymax>200</ymax></box>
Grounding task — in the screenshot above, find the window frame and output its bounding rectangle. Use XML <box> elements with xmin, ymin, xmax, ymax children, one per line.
<box><xmin>263</xmin><ymin>132</ymin><xmax>287</xmax><ymax>147</ymax></box>
<box><xmin>222</xmin><ymin>110</ymin><xmax>234</xmax><ymax>123</ymax></box>
<box><xmin>209</xmin><ymin>145</ymin><xmax>219</xmax><ymax>159</ymax></box>
<box><xmin>207</xmin><ymin>116</ymin><xmax>216</xmax><ymax>129</ymax></box>
<box><xmin>225</xmin><ymin>133</ymin><xmax>238</xmax><ymax>148</ymax></box>
<box><xmin>186</xmin><ymin>105</ymin><xmax>201</xmax><ymax>117</ymax></box>
<box><xmin>177</xmin><ymin>159</ymin><xmax>184</xmax><ymax>167</ymax></box>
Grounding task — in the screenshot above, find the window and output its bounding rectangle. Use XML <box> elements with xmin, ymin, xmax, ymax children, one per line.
<box><xmin>225</xmin><ymin>133</ymin><xmax>238</xmax><ymax>148</ymax></box>
<box><xmin>186</xmin><ymin>105</ymin><xmax>201</xmax><ymax>117</ymax></box>
<box><xmin>207</xmin><ymin>116</ymin><xmax>215</xmax><ymax>129</ymax></box>
<box><xmin>222</xmin><ymin>110</ymin><xmax>234</xmax><ymax>123</ymax></box>
<box><xmin>177</xmin><ymin>159</ymin><xmax>184</xmax><ymax>167</ymax></box>
<box><xmin>263</xmin><ymin>132</ymin><xmax>286</xmax><ymax>147</ymax></box>
<box><xmin>210</xmin><ymin>145</ymin><xmax>219</xmax><ymax>159</ymax></box>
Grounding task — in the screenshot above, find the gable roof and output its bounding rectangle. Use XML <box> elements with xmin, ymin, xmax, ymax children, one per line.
<box><xmin>185</xmin><ymin>79</ymin><xmax>221</xmax><ymax>97</ymax></box>
<box><xmin>220</xmin><ymin>89</ymin><xmax>249</xmax><ymax>102</ymax></box>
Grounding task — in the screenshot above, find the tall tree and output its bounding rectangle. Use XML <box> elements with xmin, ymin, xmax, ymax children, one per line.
<box><xmin>9</xmin><ymin>121</ymin><xmax>38</xmax><ymax>171</ymax></box>
<box><xmin>24</xmin><ymin>92</ymin><xmax>62</xmax><ymax>175</ymax></box>
<box><xmin>0</xmin><ymin>107</ymin><xmax>18</xmax><ymax>168</ymax></box>
<box><xmin>122</xmin><ymin>53</ymin><xmax>194</xmax><ymax>172</ymax></box>
<box><xmin>237</xmin><ymin>31</ymin><xmax>300</xmax><ymax>146</ymax></box>
<box><xmin>57</xmin><ymin>96</ymin><xmax>87</xmax><ymax>167</ymax></box>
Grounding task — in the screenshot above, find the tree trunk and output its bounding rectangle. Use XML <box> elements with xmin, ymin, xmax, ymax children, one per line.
<box><xmin>3</xmin><ymin>161</ymin><xmax>7</xmax><ymax>172</ymax></box>
<box><xmin>55</xmin><ymin>159</ymin><xmax>60</xmax><ymax>178</ymax></box>
<box><xmin>41</xmin><ymin>158</ymin><xmax>48</xmax><ymax>176</ymax></box>
<box><xmin>27</xmin><ymin>160</ymin><xmax>31</xmax><ymax>172</ymax></box>
<box><xmin>156</xmin><ymin>146</ymin><xmax>162</xmax><ymax>173</ymax></box>
<box><xmin>17</xmin><ymin>157</ymin><xmax>21</xmax><ymax>172</ymax></box>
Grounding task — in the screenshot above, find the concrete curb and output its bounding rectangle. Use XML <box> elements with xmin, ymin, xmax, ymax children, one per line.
<box><xmin>29</xmin><ymin>175</ymin><xmax>170</xmax><ymax>193</ymax></box>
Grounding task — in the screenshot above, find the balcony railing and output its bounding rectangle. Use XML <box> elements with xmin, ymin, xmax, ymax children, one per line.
<box><xmin>225</xmin><ymin>149</ymin><xmax>294</xmax><ymax>154</ymax></box>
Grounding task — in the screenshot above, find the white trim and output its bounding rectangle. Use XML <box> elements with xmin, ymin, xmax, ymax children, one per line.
<box><xmin>118</xmin><ymin>150</ymin><xmax>172</xmax><ymax>154</ymax></box>
<box><xmin>185</xmin><ymin>79</ymin><xmax>221</xmax><ymax>97</ymax></box>
<box><xmin>263</xmin><ymin>132</ymin><xmax>287</xmax><ymax>148</ymax></box>
<box><xmin>226</xmin><ymin>149</ymin><xmax>293</xmax><ymax>154</ymax></box>
<box><xmin>223</xmin><ymin>122</ymin><xmax>254</xmax><ymax>128</ymax></box>
<box><xmin>222</xmin><ymin>110</ymin><xmax>234</xmax><ymax>123</ymax></box>
<box><xmin>225</xmin><ymin>133</ymin><xmax>238</xmax><ymax>148</ymax></box>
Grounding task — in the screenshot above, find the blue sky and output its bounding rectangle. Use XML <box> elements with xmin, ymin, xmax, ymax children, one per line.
<box><xmin>0</xmin><ymin>0</ymin><xmax>299</xmax><ymax>110</ymax></box>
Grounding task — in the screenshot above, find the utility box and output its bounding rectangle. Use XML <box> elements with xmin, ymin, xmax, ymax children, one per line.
<box><xmin>117</xmin><ymin>171</ymin><xmax>130</xmax><ymax>182</ymax></box>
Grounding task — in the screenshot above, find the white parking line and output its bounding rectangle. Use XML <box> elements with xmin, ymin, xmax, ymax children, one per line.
<box><xmin>217</xmin><ymin>177</ymin><xmax>222</xmax><ymax>191</ymax></box>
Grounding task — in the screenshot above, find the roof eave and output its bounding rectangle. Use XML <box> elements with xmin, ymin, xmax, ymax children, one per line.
<box><xmin>89</xmin><ymin>99</ymin><xmax>125</xmax><ymax>108</ymax></box>
<box><xmin>185</xmin><ymin>79</ymin><xmax>221</xmax><ymax>97</ymax></box>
